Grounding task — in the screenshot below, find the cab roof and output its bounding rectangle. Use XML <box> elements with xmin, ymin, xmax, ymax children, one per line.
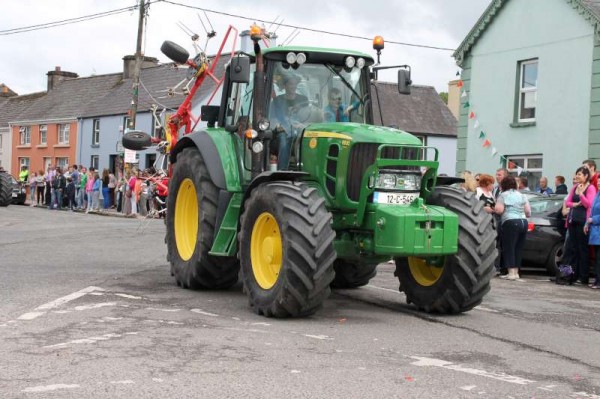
<box><xmin>262</xmin><ymin>46</ymin><xmax>375</xmax><ymax>66</ymax></box>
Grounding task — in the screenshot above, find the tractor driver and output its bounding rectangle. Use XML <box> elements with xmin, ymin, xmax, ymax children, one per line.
<box><xmin>269</xmin><ymin>73</ymin><xmax>308</xmax><ymax>170</ymax></box>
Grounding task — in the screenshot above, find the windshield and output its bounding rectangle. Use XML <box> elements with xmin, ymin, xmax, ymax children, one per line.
<box><xmin>268</xmin><ymin>61</ymin><xmax>369</xmax><ymax>128</ymax></box>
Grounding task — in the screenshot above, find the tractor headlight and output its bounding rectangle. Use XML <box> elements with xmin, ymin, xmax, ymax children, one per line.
<box><xmin>252</xmin><ymin>141</ymin><xmax>264</xmax><ymax>153</ymax></box>
<box><xmin>356</xmin><ymin>57</ymin><xmax>365</xmax><ymax>69</ymax></box>
<box><xmin>375</xmin><ymin>172</ymin><xmax>421</xmax><ymax>191</ymax></box>
<box><xmin>296</xmin><ymin>52</ymin><xmax>307</xmax><ymax>65</ymax></box>
<box><xmin>258</xmin><ymin>118</ymin><xmax>270</xmax><ymax>131</ymax></box>
<box><xmin>286</xmin><ymin>52</ymin><xmax>297</xmax><ymax>64</ymax></box>
<box><xmin>345</xmin><ymin>56</ymin><xmax>356</xmax><ymax>69</ymax></box>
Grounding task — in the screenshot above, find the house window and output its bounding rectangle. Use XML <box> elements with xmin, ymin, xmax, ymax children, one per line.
<box><xmin>506</xmin><ymin>154</ymin><xmax>542</xmax><ymax>190</ymax></box>
<box><xmin>123</xmin><ymin>116</ymin><xmax>132</xmax><ymax>133</ymax></box>
<box><xmin>20</xmin><ymin>126</ymin><xmax>31</xmax><ymax>145</ymax></box>
<box><xmin>56</xmin><ymin>157</ymin><xmax>69</xmax><ymax>170</ymax></box>
<box><xmin>39</xmin><ymin>125</ymin><xmax>47</xmax><ymax>145</ymax></box>
<box><xmin>92</xmin><ymin>119</ymin><xmax>100</xmax><ymax>145</ymax></box>
<box><xmin>90</xmin><ymin>155</ymin><xmax>99</xmax><ymax>170</ymax></box>
<box><xmin>517</xmin><ymin>59</ymin><xmax>538</xmax><ymax>122</ymax></box>
<box><xmin>58</xmin><ymin>124</ymin><xmax>70</xmax><ymax>144</ymax></box>
<box><xmin>43</xmin><ymin>157</ymin><xmax>52</xmax><ymax>172</ymax></box>
<box><xmin>19</xmin><ymin>157</ymin><xmax>30</xmax><ymax>170</ymax></box>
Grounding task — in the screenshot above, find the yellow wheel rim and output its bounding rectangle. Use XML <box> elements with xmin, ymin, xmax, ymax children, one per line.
<box><xmin>251</xmin><ymin>212</ymin><xmax>283</xmax><ymax>289</ymax></box>
<box><xmin>408</xmin><ymin>257</ymin><xmax>444</xmax><ymax>287</ymax></box>
<box><xmin>174</xmin><ymin>178</ymin><xmax>198</xmax><ymax>261</ymax></box>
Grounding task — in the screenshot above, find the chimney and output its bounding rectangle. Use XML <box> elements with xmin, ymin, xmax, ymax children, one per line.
<box><xmin>122</xmin><ymin>55</ymin><xmax>159</xmax><ymax>79</ymax></box>
<box><xmin>47</xmin><ymin>66</ymin><xmax>78</xmax><ymax>91</ymax></box>
<box><xmin>239</xmin><ymin>30</ymin><xmax>277</xmax><ymax>54</ymax></box>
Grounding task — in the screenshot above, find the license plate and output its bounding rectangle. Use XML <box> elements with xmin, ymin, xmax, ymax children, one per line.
<box><xmin>373</xmin><ymin>192</ymin><xmax>419</xmax><ymax>205</ymax></box>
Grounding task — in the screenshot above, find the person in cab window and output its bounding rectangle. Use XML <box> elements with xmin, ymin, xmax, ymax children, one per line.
<box><xmin>270</xmin><ymin>73</ymin><xmax>308</xmax><ymax>170</ymax></box>
<box><xmin>323</xmin><ymin>88</ymin><xmax>357</xmax><ymax>122</ymax></box>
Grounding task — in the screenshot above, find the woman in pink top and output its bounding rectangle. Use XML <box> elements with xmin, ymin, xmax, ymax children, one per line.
<box><xmin>85</xmin><ymin>170</ymin><xmax>95</xmax><ymax>213</ymax></box>
<box><xmin>564</xmin><ymin>166</ymin><xmax>597</xmax><ymax>285</ymax></box>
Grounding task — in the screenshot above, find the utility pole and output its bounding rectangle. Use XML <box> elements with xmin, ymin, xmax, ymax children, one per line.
<box><xmin>128</xmin><ymin>0</ymin><xmax>146</xmax><ymax>130</ymax></box>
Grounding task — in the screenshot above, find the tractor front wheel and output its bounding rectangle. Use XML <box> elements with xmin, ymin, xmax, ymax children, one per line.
<box><xmin>239</xmin><ymin>182</ymin><xmax>336</xmax><ymax>317</ymax></box>
<box><xmin>330</xmin><ymin>260</ymin><xmax>378</xmax><ymax>289</ymax></box>
<box><xmin>394</xmin><ymin>186</ymin><xmax>496</xmax><ymax>313</ymax></box>
<box><xmin>166</xmin><ymin>147</ymin><xmax>239</xmax><ymax>289</ymax></box>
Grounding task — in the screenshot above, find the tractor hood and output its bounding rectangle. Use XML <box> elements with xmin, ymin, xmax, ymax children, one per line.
<box><xmin>304</xmin><ymin>123</ymin><xmax>422</xmax><ymax>146</ymax></box>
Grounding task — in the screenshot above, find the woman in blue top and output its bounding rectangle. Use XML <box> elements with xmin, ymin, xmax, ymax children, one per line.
<box><xmin>584</xmin><ymin>179</ymin><xmax>600</xmax><ymax>288</ymax></box>
<box><xmin>494</xmin><ymin>175</ymin><xmax>531</xmax><ymax>281</ymax></box>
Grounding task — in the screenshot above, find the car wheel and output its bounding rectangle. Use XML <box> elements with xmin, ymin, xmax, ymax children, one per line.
<box><xmin>545</xmin><ymin>242</ymin><xmax>563</xmax><ymax>276</ymax></box>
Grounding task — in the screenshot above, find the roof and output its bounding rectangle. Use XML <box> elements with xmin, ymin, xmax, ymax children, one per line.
<box><xmin>371</xmin><ymin>82</ymin><xmax>457</xmax><ymax>137</ymax></box>
<box><xmin>0</xmin><ymin>91</ymin><xmax>47</xmax><ymax>129</ymax></box>
<box><xmin>453</xmin><ymin>0</ymin><xmax>600</xmax><ymax>66</ymax></box>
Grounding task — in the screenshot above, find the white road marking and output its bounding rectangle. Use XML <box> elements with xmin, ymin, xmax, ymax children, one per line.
<box><xmin>17</xmin><ymin>312</ymin><xmax>46</xmax><ymax>320</ymax></box>
<box><xmin>304</xmin><ymin>334</ymin><xmax>333</xmax><ymax>340</ymax></box>
<box><xmin>37</xmin><ymin>286</ymin><xmax>104</xmax><ymax>310</ymax></box>
<box><xmin>571</xmin><ymin>392</ymin><xmax>600</xmax><ymax>398</ymax></box>
<box><xmin>146</xmin><ymin>307</ymin><xmax>180</xmax><ymax>312</ymax></box>
<box><xmin>22</xmin><ymin>384</ymin><xmax>80</xmax><ymax>392</ymax></box>
<box><xmin>44</xmin><ymin>332</ymin><xmax>138</xmax><ymax>348</ymax></box>
<box><xmin>250</xmin><ymin>322</ymin><xmax>271</xmax><ymax>326</ymax></box>
<box><xmin>73</xmin><ymin>302</ymin><xmax>117</xmax><ymax>311</ymax></box>
<box><xmin>291</xmin><ymin>370</ymin><xmax>301</xmax><ymax>373</ymax></box>
<box><xmin>473</xmin><ymin>306</ymin><xmax>499</xmax><ymax>313</ymax></box>
<box><xmin>152</xmin><ymin>378</ymin><xmax>164</xmax><ymax>382</ymax></box>
<box><xmin>365</xmin><ymin>284</ymin><xmax>399</xmax><ymax>294</ymax></box>
<box><xmin>190</xmin><ymin>309</ymin><xmax>219</xmax><ymax>317</ymax></box>
<box><xmin>114</xmin><ymin>293</ymin><xmax>142</xmax><ymax>300</ymax></box>
<box><xmin>110</xmin><ymin>380</ymin><xmax>135</xmax><ymax>384</ymax></box>
<box><xmin>409</xmin><ymin>356</ymin><xmax>535</xmax><ymax>385</ymax></box>
<box><xmin>461</xmin><ymin>385</ymin><xmax>477</xmax><ymax>391</ymax></box>
<box><xmin>538</xmin><ymin>385</ymin><xmax>556</xmax><ymax>391</ymax></box>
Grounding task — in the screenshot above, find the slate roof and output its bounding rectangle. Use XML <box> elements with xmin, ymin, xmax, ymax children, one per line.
<box><xmin>454</xmin><ymin>0</ymin><xmax>600</xmax><ymax>67</ymax></box>
<box><xmin>0</xmin><ymin>91</ymin><xmax>47</xmax><ymax>129</ymax></box>
<box><xmin>371</xmin><ymin>82</ymin><xmax>457</xmax><ymax>137</ymax></box>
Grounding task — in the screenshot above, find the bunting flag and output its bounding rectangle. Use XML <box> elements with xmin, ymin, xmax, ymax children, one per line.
<box><xmin>461</xmin><ymin>90</ymin><xmax>467</xmax><ymax>98</ymax></box>
<box><xmin>456</xmin><ymin>71</ymin><xmax>461</xmax><ymax>76</ymax></box>
<box><xmin>483</xmin><ymin>139</ymin><xmax>491</xmax><ymax>148</ymax></box>
<box><xmin>479</xmin><ymin>131</ymin><xmax>486</xmax><ymax>139</ymax></box>
<box><xmin>463</xmin><ymin>101</ymin><xmax>470</xmax><ymax>108</ymax></box>
<box><xmin>457</xmin><ymin>80</ymin><xmax>464</xmax><ymax>88</ymax></box>
<box><xmin>491</xmin><ymin>147</ymin><xmax>498</xmax><ymax>156</ymax></box>
<box><xmin>469</xmin><ymin>111</ymin><xmax>475</xmax><ymax>119</ymax></box>
<box><xmin>508</xmin><ymin>161</ymin><xmax>516</xmax><ymax>169</ymax></box>
<box><xmin>474</xmin><ymin>120</ymin><xmax>480</xmax><ymax>129</ymax></box>
<box><xmin>517</xmin><ymin>166</ymin><xmax>523</xmax><ymax>176</ymax></box>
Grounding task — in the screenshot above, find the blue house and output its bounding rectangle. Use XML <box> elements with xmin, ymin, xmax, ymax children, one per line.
<box><xmin>454</xmin><ymin>0</ymin><xmax>600</xmax><ymax>187</ymax></box>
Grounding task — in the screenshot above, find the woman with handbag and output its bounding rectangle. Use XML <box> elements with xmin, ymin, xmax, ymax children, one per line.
<box><xmin>565</xmin><ymin>166</ymin><xmax>597</xmax><ymax>285</ymax></box>
<box><xmin>584</xmin><ymin>177</ymin><xmax>600</xmax><ymax>288</ymax></box>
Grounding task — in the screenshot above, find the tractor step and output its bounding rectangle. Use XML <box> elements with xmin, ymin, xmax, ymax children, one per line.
<box><xmin>209</xmin><ymin>193</ymin><xmax>243</xmax><ymax>257</ymax></box>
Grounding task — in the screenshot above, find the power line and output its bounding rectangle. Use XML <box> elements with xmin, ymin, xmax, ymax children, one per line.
<box><xmin>0</xmin><ymin>1</ymin><xmax>159</xmax><ymax>36</ymax></box>
<box><xmin>159</xmin><ymin>0</ymin><xmax>456</xmax><ymax>51</ymax></box>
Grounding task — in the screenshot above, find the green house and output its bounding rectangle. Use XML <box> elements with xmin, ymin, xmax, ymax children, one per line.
<box><xmin>453</xmin><ymin>0</ymin><xmax>600</xmax><ymax>188</ymax></box>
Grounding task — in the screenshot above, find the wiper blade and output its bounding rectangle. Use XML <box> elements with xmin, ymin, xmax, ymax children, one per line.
<box><xmin>325</xmin><ymin>63</ymin><xmax>362</xmax><ymax>105</ymax></box>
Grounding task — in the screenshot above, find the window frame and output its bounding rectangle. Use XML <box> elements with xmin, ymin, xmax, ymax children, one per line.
<box><xmin>505</xmin><ymin>154</ymin><xmax>543</xmax><ymax>190</ymax></box>
<box><xmin>56</xmin><ymin>157</ymin><xmax>69</xmax><ymax>170</ymax></box>
<box><xmin>39</xmin><ymin>124</ymin><xmax>47</xmax><ymax>145</ymax></box>
<box><xmin>19</xmin><ymin>157</ymin><xmax>30</xmax><ymax>170</ymax></box>
<box><xmin>20</xmin><ymin>126</ymin><xmax>31</xmax><ymax>145</ymax></box>
<box><xmin>58</xmin><ymin>124</ymin><xmax>70</xmax><ymax>144</ymax></box>
<box><xmin>90</xmin><ymin>155</ymin><xmax>99</xmax><ymax>170</ymax></box>
<box><xmin>92</xmin><ymin>119</ymin><xmax>100</xmax><ymax>145</ymax></box>
<box><xmin>517</xmin><ymin>59</ymin><xmax>538</xmax><ymax>123</ymax></box>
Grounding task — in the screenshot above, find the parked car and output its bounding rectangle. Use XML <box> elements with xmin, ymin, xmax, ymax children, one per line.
<box><xmin>522</xmin><ymin>194</ymin><xmax>566</xmax><ymax>275</ymax></box>
<box><xmin>10</xmin><ymin>174</ymin><xmax>27</xmax><ymax>205</ymax></box>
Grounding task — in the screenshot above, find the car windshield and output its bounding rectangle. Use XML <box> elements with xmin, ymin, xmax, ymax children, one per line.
<box><xmin>529</xmin><ymin>196</ymin><xmax>565</xmax><ymax>214</ymax></box>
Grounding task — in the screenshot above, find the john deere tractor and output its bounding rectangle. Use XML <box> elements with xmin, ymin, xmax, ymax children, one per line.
<box><xmin>125</xmin><ymin>26</ymin><xmax>496</xmax><ymax>318</ymax></box>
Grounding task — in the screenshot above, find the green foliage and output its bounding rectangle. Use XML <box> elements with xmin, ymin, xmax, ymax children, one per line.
<box><xmin>439</xmin><ymin>92</ymin><xmax>448</xmax><ymax>104</ymax></box>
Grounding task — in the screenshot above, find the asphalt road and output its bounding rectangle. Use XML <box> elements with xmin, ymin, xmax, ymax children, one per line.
<box><xmin>1</xmin><ymin>205</ymin><xmax>600</xmax><ymax>398</ymax></box>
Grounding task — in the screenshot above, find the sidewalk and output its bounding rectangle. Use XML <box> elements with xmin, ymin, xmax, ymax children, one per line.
<box><xmin>28</xmin><ymin>200</ymin><xmax>155</xmax><ymax>219</ymax></box>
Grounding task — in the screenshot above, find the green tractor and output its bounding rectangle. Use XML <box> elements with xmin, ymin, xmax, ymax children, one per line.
<box><xmin>127</xmin><ymin>26</ymin><xmax>496</xmax><ymax>317</ymax></box>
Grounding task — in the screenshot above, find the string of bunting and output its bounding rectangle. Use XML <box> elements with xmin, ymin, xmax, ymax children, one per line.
<box><xmin>458</xmin><ymin>73</ymin><xmax>524</xmax><ymax>176</ymax></box>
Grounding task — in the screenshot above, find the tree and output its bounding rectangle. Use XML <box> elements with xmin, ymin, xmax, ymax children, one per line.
<box><xmin>439</xmin><ymin>92</ymin><xmax>448</xmax><ymax>104</ymax></box>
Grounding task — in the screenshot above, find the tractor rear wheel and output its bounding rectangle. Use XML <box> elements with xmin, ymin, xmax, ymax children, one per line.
<box><xmin>239</xmin><ymin>182</ymin><xmax>336</xmax><ymax>317</ymax></box>
<box><xmin>166</xmin><ymin>147</ymin><xmax>239</xmax><ymax>289</ymax></box>
<box><xmin>330</xmin><ymin>260</ymin><xmax>378</xmax><ymax>289</ymax></box>
<box><xmin>394</xmin><ymin>186</ymin><xmax>496</xmax><ymax>313</ymax></box>
<box><xmin>0</xmin><ymin>173</ymin><xmax>11</xmax><ymax>207</ymax></box>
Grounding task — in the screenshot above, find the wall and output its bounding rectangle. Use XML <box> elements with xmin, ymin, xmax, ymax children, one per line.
<box><xmin>458</xmin><ymin>0</ymin><xmax>594</xmax><ymax>183</ymax></box>
<box><xmin>428</xmin><ymin>136</ymin><xmax>457</xmax><ymax>177</ymax></box>
<box><xmin>0</xmin><ymin>130</ymin><xmax>10</xmax><ymax>173</ymax></box>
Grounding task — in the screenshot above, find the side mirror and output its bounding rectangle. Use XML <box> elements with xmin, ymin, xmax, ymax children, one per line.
<box><xmin>398</xmin><ymin>68</ymin><xmax>412</xmax><ymax>95</ymax></box>
<box><xmin>201</xmin><ymin>105</ymin><xmax>220</xmax><ymax>128</ymax></box>
<box><xmin>230</xmin><ymin>56</ymin><xmax>250</xmax><ymax>83</ymax></box>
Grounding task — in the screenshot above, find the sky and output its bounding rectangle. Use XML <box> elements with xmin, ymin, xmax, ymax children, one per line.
<box><xmin>0</xmin><ymin>0</ymin><xmax>492</xmax><ymax>96</ymax></box>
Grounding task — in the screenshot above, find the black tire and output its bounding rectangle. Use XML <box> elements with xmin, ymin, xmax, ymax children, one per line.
<box><xmin>122</xmin><ymin>131</ymin><xmax>152</xmax><ymax>151</ymax></box>
<box><xmin>239</xmin><ymin>182</ymin><xmax>336</xmax><ymax>317</ymax></box>
<box><xmin>0</xmin><ymin>173</ymin><xmax>11</xmax><ymax>207</ymax></box>
<box><xmin>161</xmin><ymin>40</ymin><xmax>190</xmax><ymax>64</ymax></box>
<box><xmin>394</xmin><ymin>186</ymin><xmax>496</xmax><ymax>313</ymax></box>
<box><xmin>330</xmin><ymin>260</ymin><xmax>377</xmax><ymax>289</ymax></box>
<box><xmin>545</xmin><ymin>242</ymin><xmax>563</xmax><ymax>276</ymax></box>
<box><xmin>166</xmin><ymin>147</ymin><xmax>239</xmax><ymax>289</ymax></box>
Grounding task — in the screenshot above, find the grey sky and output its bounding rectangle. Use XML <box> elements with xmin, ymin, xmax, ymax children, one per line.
<box><xmin>0</xmin><ymin>0</ymin><xmax>492</xmax><ymax>95</ymax></box>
